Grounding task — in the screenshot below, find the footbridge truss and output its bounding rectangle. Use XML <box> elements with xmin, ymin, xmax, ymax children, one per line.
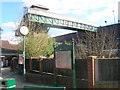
<box><xmin>21</xmin><ymin>7</ymin><xmax>99</xmax><ymax>32</ymax></box>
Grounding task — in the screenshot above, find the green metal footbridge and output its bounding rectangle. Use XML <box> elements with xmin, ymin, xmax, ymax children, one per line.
<box><xmin>21</xmin><ymin>5</ymin><xmax>99</xmax><ymax>32</ymax></box>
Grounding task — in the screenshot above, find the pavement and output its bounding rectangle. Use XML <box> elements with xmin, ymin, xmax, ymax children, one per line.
<box><xmin>1</xmin><ymin>67</ymin><xmax>38</xmax><ymax>88</ymax></box>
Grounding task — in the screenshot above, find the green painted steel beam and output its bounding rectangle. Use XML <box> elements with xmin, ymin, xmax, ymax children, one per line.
<box><xmin>23</xmin><ymin>13</ymin><xmax>98</xmax><ymax>32</ymax></box>
<box><xmin>24</xmin><ymin>85</ymin><xmax>66</xmax><ymax>89</ymax></box>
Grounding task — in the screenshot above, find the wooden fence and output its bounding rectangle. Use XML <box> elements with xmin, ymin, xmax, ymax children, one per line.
<box><xmin>17</xmin><ymin>57</ymin><xmax>120</xmax><ymax>88</ymax></box>
<box><xmin>28</xmin><ymin>58</ymin><xmax>88</xmax><ymax>79</ymax></box>
<box><xmin>95</xmin><ymin>58</ymin><xmax>120</xmax><ymax>82</ymax></box>
<box><xmin>87</xmin><ymin>56</ymin><xmax>120</xmax><ymax>88</ymax></box>
<box><xmin>26</xmin><ymin>58</ymin><xmax>88</xmax><ymax>88</ymax></box>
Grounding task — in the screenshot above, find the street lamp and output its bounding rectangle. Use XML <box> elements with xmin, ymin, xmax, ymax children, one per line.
<box><xmin>20</xmin><ymin>26</ymin><xmax>29</xmax><ymax>81</ymax></box>
<box><xmin>105</xmin><ymin>21</ymin><xmax>107</xmax><ymax>26</ymax></box>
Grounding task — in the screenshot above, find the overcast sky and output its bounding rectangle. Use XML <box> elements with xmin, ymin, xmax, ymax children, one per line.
<box><xmin>1</xmin><ymin>0</ymin><xmax>119</xmax><ymax>44</ymax></box>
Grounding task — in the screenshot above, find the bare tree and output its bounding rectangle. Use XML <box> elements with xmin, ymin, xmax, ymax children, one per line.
<box><xmin>75</xmin><ymin>26</ymin><xmax>118</xmax><ymax>59</ymax></box>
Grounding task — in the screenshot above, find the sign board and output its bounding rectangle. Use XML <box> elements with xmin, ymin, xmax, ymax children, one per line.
<box><xmin>56</xmin><ymin>51</ymin><xmax>72</xmax><ymax>69</ymax></box>
<box><xmin>54</xmin><ymin>40</ymin><xmax>76</xmax><ymax>88</ymax></box>
<box><xmin>18</xmin><ymin>54</ymin><xmax>23</xmax><ymax>64</ymax></box>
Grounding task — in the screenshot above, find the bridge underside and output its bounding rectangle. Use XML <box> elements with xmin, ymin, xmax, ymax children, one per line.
<box><xmin>22</xmin><ymin>14</ymin><xmax>98</xmax><ymax>32</ymax></box>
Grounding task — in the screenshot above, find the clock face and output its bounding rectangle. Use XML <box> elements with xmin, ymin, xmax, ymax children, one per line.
<box><xmin>20</xmin><ymin>26</ymin><xmax>29</xmax><ymax>36</ymax></box>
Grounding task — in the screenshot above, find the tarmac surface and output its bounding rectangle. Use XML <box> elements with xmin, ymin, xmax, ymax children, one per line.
<box><xmin>1</xmin><ymin>67</ymin><xmax>38</xmax><ymax>88</ymax></box>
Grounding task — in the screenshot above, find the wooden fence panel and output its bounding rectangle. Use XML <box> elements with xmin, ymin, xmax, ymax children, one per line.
<box><xmin>95</xmin><ymin>59</ymin><xmax>120</xmax><ymax>82</ymax></box>
<box><xmin>94</xmin><ymin>58</ymin><xmax>120</xmax><ymax>88</ymax></box>
<box><xmin>32</xmin><ymin>59</ymin><xmax>40</xmax><ymax>71</ymax></box>
<box><xmin>42</xmin><ymin>59</ymin><xmax>53</xmax><ymax>73</ymax></box>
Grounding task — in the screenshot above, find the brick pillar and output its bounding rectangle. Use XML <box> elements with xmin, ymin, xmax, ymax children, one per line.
<box><xmin>87</xmin><ymin>56</ymin><xmax>97</xmax><ymax>88</ymax></box>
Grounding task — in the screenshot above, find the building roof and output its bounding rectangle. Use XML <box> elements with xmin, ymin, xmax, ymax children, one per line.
<box><xmin>30</xmin><ymin>4</ymin><xmax>49</xmax><ymax>10</ymax></box>
<box><xmin>1</xmin><ymin>40</ymin><xmax>20</xmax><ymax>50</ymax></box>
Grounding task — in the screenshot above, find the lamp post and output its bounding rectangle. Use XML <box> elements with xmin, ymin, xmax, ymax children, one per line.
<box><xmin>0</xmin><ymin>28</ymin><xmax>3</xmax><ymax>75</ymax></box>
<box><xmin>20</xmin><ymin>26</ymin><xmax>29</xmax><ymax>81</ymax></box>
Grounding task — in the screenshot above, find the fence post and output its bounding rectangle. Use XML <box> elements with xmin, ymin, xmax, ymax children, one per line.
<box><xmin>30</xmin><ymin>58</ymin><xmax>32</xmax><ymax>71</ymax></box>
<box><xmin>72</xmin><ymin>39</ymin><xmax>76</xmax><ymax>89</ymax></box>
<box><xmin>39</xmin><ymin>58</ymin><xmax>43</xmax><ymax>74</ymax></box>
<box><xmin>53</xmin><ymin>44</ymin><xmax>57</xmax><ymax>86</ymax></box>
<box><xmin>87</xmin><ymin>56</ymin><xmax>97</xmax><ymax>88</ymax></box>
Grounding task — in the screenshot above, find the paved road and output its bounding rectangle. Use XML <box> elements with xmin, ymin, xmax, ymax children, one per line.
<box><xmin>1</xmin><ymin>67</ymin><xmax>37</xmax><ymax>88</ymax></box>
